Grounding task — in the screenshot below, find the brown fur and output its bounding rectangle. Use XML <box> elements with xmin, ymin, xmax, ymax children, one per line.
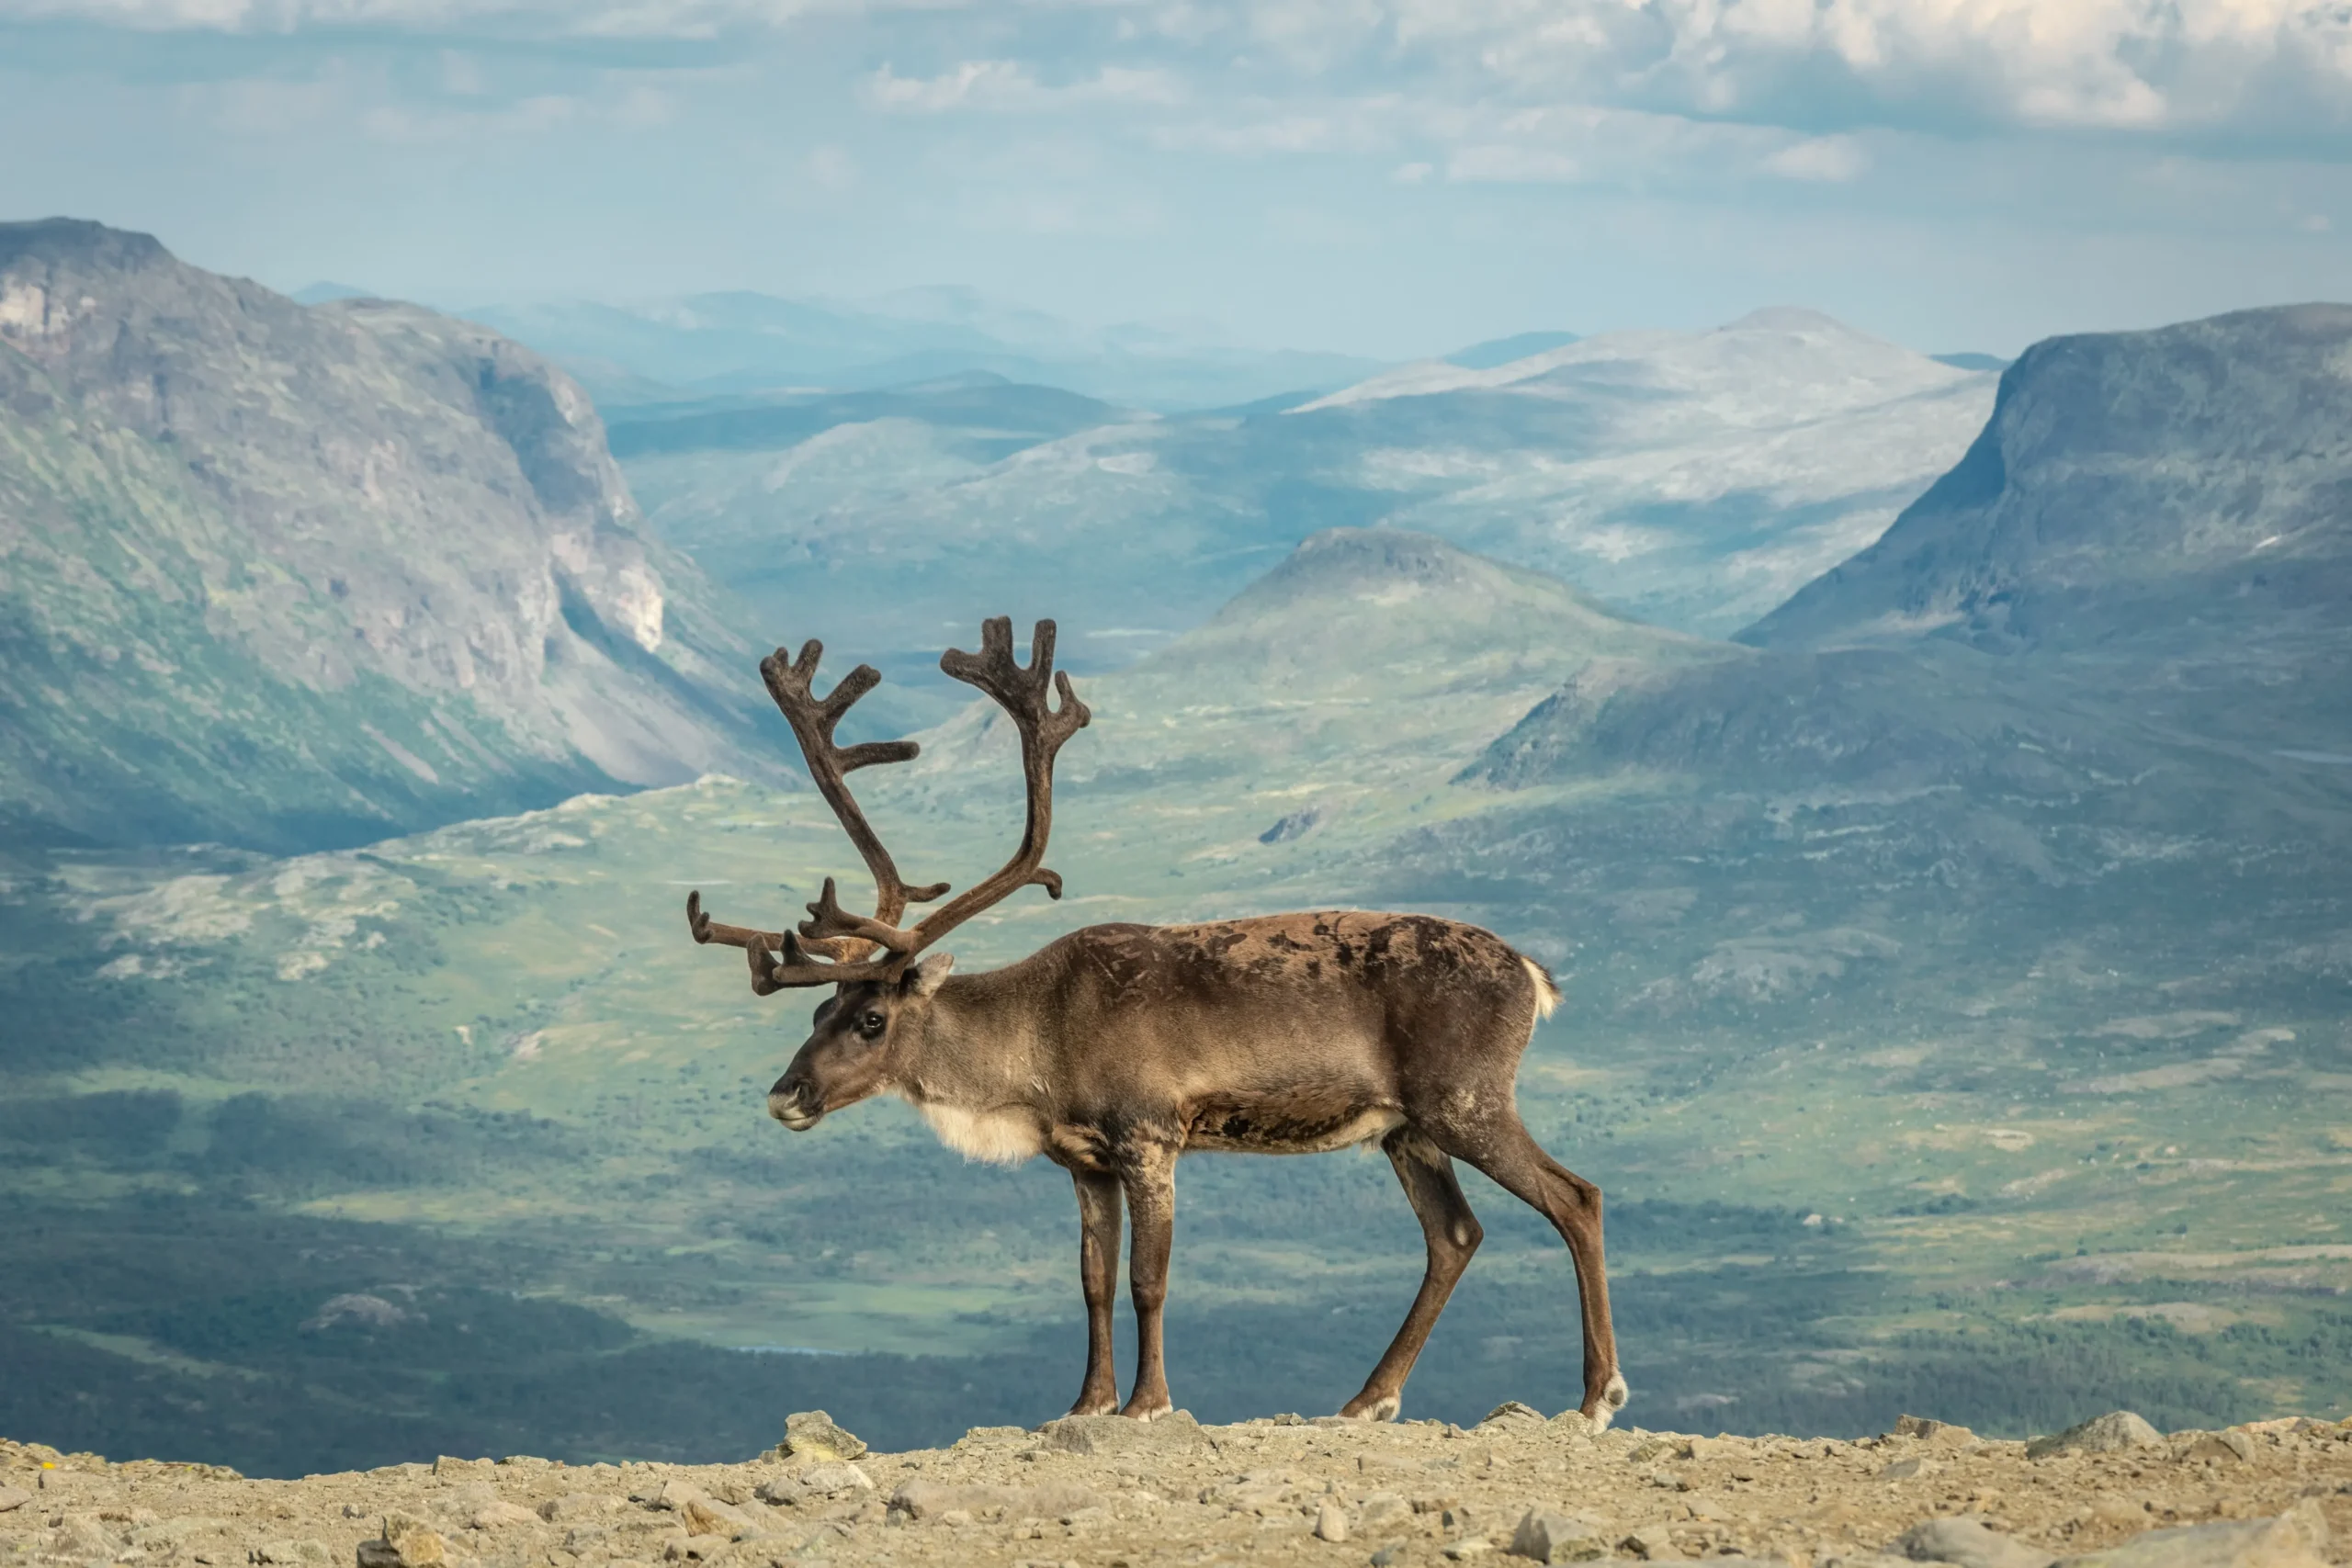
<box><xmin>692</xmin><ymin>620</ymin><xmax>1624</xmax><ymax>1427</ymax></box>
<box><xmin>766</xmin><ymin>911</ymin><xmax>1627</xmax><ymax>1427</ymax></box>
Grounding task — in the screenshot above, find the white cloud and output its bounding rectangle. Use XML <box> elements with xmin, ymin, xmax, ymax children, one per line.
<box><xmin>11</xmin><ymin>0</ymin><xmax>2352</xmax><ymax>152</ymax></box>
<box><xmin>1446</xmin><ymin>143</ymin><xmax>1579</xmax><ymax>183</ymax></box>
<box><xmin>1765</xmin><ymin>134</ymin><xmax>1870</xmax><ymax>182</ymax></box>
<box><xmin>866</xmin><ymin>59</ymin><xmax>1185</xmax><ymax>114</ymax></box>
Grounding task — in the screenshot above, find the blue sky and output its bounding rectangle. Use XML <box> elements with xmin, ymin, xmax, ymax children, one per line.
<box><xmin>4</xmin><ymin>0</ymin><xmax>2350</xmax><ymax>358</ymax></box>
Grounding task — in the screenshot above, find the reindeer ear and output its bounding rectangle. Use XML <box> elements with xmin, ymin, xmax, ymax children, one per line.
<box><xmin>903</xmin><ymin>953</ymin><xmax>956</xmax><ymax>998</ymax></box>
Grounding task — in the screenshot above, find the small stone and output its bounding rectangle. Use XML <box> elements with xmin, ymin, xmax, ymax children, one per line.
<box><xmin>1359</xmin><ymin>1494</ymin><xmax>1414</xmax><ymax>1532</ymax></box>
<box><xmin>1547</xmin><ymin>1410</ymin><xmax>1597</xmax><ymax>1442</ymax></box>
<box><xmin>1317</xmin><ymin>1500</ymin><xmax>1350</xmax><ymax>1542</ymax></box>
<box><xmin>1624</xmin><ymin>1436</ymin><xmax>1689</xmax><ymax>1466</ymax></box>
<box><xmin>1479</xmin><ymin>1403</ymin><xmax>1547</xmax><ymax>1430</ymax></box>
<box><xmin>2026</xmin><ymin>1413</ymin><xmax>2165</xmax><ymax>1461</ymax></box>
<box><xmin>467</xmin><ymin>1501</ymin><xmax>540</xmax><ymax>1530</ymax></box>
<box><xmin>1617</xmin><ymin>1521</ymin><xmax>1679</xmax><ymax>1561</ymax></box>
<box><xmin>357</xmin><ymin>1515</ymin><xmax>446</xmax><ymax>1568</ymax></box>
<box><xmin>1510</xmin><ymin>1509</ymin><xmax>1604</xmax><ymax>1564</ymax></box>
<box><xmin>2173</xmin><ymin>1431</ymin><xmax>2256</xmax><ymax>1465</ymax></box>
<box><xmin>54</xmin><ymin>1515</ymin><xmax>117</xmax><ymax>1556</ymax></box>
<box><xmin>1894</xmin><ymin>1416</ymin><xmax>1981</xmax><ymax>1450</ymax></box>
<box><xmin>0</xmin><ymin>1488</ymin><xmax>31</xmax><ymax>1514</ymax></box>
<box><xmin>1442</xmin><ymin>1543</ymin><xmax>1493</xmax><ymax>1561</ymax></box>
<box><xmin>537</xmin><ymin>1495</ymin><xmax>616</xmax><ymax>1523</ymax></box>
<box><xmin>680</xmin><ymin>1498</ymin><xmax>753</xmax><ymax>1538</ymax></box>
<box><xmin>1879</xmin><ymin>1458</ymin><xmax>1928</xmax><ymax>1481</ymax></box>
<box><xmin>782</xmin><ymin>1412</ymin><xmax>868</xmax><ymax>1463</ymax></box>
<box><xmin>1894</xmin><ymin>1516</ymin><xmax>2055</xmax><ymax>1568</ymax></box>
<box><xmin>1371</xmin><ymin>1549</ymin><xmax>1407</xmax><ymax>1567</ymax></box>
<box><xmin>664</xmin><ymin>1535</ymin><xmax>728</xmax><ymax>1561</ymax></box>
<box><xmin>430</xmin><ymin>1457</ymin><xmax>492</xmax><ymax>1478</ymax></box>
<box><xmin>795</xmin><ymin>1463</ymin><xmax>873</xmax><ymax>1498</ymax></box>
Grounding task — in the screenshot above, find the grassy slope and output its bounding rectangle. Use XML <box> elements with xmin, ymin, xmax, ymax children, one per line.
<box><xmin>6</xmin><ymin>533</ymin><xmax>2349</xmax><ymax>1469</ymax></box>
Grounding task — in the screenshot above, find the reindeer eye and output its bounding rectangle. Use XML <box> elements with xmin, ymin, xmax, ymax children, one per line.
<box><xmin>858</xmin><ymin>1010</ymin><xmax>887</xmax><ymax>1036</ymax></box>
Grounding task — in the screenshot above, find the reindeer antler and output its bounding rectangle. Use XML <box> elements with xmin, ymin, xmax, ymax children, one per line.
<box><xmin>684</xmin><ymin>619</ymin><xmax>1089</xmax><ymax>993</ymax></box>
<box><xmin>900</xmin><ymin>617</ymin><xmax>1090</xmax><ymax>953</ymax></box>
<box><xmin>684</xmin><ymin>637</ymin><xmax>947</xmax><ymax>990</ymax></box>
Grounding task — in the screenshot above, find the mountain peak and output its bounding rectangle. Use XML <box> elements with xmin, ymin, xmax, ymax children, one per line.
<box><xmin>0</xmin><ymin>217</ymin><xmax>174</xmax><ymax>276</ymax></box>
<box><xmin>1718</xmin><ymin>306</ymin><xmax>1852</xmax><ymax>335</ymax></box>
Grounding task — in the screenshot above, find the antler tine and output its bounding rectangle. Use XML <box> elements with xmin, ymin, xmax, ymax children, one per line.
<box><xmin>903</xmin><ymin>616</ymin><xmax>1092</xmax><ymax>956</ymax></box>
<box><xmin>757</xmin><ymin>638</ymin><xmax>949</xmax><ymax>961</ymax></box>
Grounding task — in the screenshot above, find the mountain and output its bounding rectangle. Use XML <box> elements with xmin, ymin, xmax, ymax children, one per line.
<box><xmin>9</xmin><ymin>502</ymin><xmax>2352</xmax><ymax>1467</ymax></box>
<box><xmin>1444</xmin><ymin>330</ymin><xmax>1578</xmax><ymax>369</ymax></box>
<box><xmin>1748</xmin><ymin>305</ymin><xmax>2352</xmax><ymax>655</ymax></box>
<box><xmin>620</xmin><ymin>308</ymin><xmax>1997</xmax><ymax>689</ymax></box>
<box><xmin>0</xmin><ymin>219</ymin><xmax>786</xmax><ymax>852</ymax></box>
<box><xmin>1743</xmin><ymin>304</ymin><xmax>2352</xmax><ymax>761</ymax></box>
<box><xmin>464</xmin><ymin>289</ymin><xmax>1385</xmax><ymax>413</ymax></box>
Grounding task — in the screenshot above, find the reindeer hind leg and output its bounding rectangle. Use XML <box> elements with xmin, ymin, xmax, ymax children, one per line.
<box><xmin>1338</xmin><ymin>1128</ymin><xmax>1483</xmax><ymax>1422</ymax></box>
<box><xmin>1440</xmin><ymin>1113</ymin><xmax>1627</xmax><ymax>1428</ymax></box>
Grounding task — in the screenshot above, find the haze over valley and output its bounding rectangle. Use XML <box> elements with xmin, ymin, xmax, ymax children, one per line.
<box><xmin>3</xmin><ymin>205</ymin><xmax>2349</xmax><ymax>1487</ymax></box>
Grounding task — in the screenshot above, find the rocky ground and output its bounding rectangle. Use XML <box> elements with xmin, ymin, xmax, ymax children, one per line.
<box><xmin>4</xmin><ymin>1406</ymin><xmax>2346</xmax><ymax>1568</ymax></box>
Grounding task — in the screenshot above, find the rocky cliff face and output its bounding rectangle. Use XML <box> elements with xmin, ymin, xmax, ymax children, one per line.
<box><xmin>1743</xmin><ymin>304</ymin><xmax>2352</xmax><ymax>660</ymax></box>
<box><xmin>0</xmin><ymin>219</ymin><xmax>782</xmax><ymax>850</ymax></box>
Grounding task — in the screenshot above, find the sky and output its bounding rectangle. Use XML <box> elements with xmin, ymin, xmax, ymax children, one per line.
<box><xmin>3</xmin><ymin>0</ymin><xmax>2351</xmax><ymax>359</ymax></box>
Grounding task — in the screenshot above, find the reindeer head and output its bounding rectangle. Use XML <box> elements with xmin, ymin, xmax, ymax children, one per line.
<box><xmin>684</xmin><ymin>617</ymin><xmax>1090</xmax><ymax>1133</ymax></box>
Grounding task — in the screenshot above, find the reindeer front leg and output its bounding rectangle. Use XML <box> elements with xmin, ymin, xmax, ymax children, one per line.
<box><xmin>1069</xmin><ymin>1169</ymin><xmax>1123</xmax><ymax>1416</ymax></box>
<box><xmin>1118</xmin><ymin>1145</ymin><xmax>1179</xmax><ymax>1420</ymax></box>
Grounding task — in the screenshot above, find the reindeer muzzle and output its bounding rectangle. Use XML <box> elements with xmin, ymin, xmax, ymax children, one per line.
<box><xmin>768</xmin><ymin>1086</ymin><xmax>822</xmax><ymax>1131</ymax></box>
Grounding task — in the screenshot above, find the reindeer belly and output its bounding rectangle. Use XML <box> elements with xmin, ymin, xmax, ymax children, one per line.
<box><xmin>1182</xmin><ymin>1090</ymin><xmax>1405</xmax><ymax>1155</ymax></box>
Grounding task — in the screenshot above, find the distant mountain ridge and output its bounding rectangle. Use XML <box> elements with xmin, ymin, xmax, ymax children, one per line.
<box><xmin>621</xmin><ymin>306</ymin><xmax>1996</xmax><ymax>684</ymax></box>
<box><xmin>0</xmin><ymin>218</ymin><xmax>786</xmax><ymax>851</ymax></box>
<box><xmin>462</xmin><ymin>289</ymin><xmax>1385</xmax><ymax>413</ymax></box>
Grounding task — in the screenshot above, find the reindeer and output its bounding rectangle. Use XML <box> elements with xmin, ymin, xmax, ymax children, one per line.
<box><xmin>685</xmin><ymin>618</ymin><xmax>1628</xmax><ymax>1427</ymax></box>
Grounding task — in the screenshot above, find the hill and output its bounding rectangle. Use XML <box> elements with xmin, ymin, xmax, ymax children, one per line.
<box><xmin>618</xmin><ymin>309</ymin><xmax>1996</xmax><ymax>703</ymax></box>
<box><xmin>0</xmin><ymin>219</ymin><xmax>787</xmax><ymax>852</ymax></box>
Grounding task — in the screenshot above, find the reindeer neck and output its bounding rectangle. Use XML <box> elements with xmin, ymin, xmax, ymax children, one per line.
<box><xmin>898</xmin><ymin>965</ymin><xmax>1046</xmax><ymax>1111</ymax></box>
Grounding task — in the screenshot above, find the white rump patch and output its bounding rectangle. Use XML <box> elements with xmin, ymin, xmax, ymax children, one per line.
<box><xmin>1522</xmin><ymin>956</ymin><xmax>1562</xmax><ymax>1021</ymax></box>
<box><xmin>918</xmin><ymin>1101</ymin><xmax>1045</xmax><ymax>1167</ymax></box>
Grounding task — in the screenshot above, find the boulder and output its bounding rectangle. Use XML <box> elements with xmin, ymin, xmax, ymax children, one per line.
<box><xmin>2026</xmin><ymin>1413</ymin><xmax>2165</xmax><ymax>1460</ymax></box>
<box><xmin>1508</xmin><ymin>1508</ymin><xmax>1605</xmax><ymax>1563</ymax></box>
<box><xmin>1036</xmin><ymin>1409</ymin><xmax>1205</xmax><ymax>1456</ymax></box>
<box><xmin>356</xmin><ymin>1514</ymin><xmax>446</xmax><ymax>1568</ymax></box>
<box><xmin>2173</xmin><ymin>1430</ymin><xmax>2256</xmax><ymax>1465</ymax></box>
<box><xmin>466</xmin><ymin>1500</ymin><xmax>540</xmax><ymax>1530</ymax></box>
<box><xmin>2050</xmin><ymin>1502</ymin><xmax>2329</xmax><ymax>1568</ymax></box>
<box><xmin>1894</xmin><ymin>1516</ymin><xmax>2055</xmax><ymax>1568</ymax></box>
<box><xmin>1894</xmin><ymin>1416</ymin><xmax>1981</xmax><ymax>1450</ymax></box>
<box><xmin>781</xmin><ymin>1411</ymin><xmax>867</xmax><ymax>1462</ymax></box>
<box><xmin>1315</xmin><ymin>1500</ymin><xmax>1349</xmax><ymax>1542</ymax></box>
<box><xmin>0</xmin><ymin>1488</ymin><xmax>31</xmax><ymax>1514</ymax></box>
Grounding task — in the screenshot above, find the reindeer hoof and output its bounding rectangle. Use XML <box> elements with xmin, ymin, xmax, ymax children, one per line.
<box><xmin>1337</xmin><ymin>1394</ymin><xmax>1401</xmax><ymax>1423</ymax></box>
<box><xmin>1582</xmin><ymin>1375</ymin><xmax>1631</xmax><ymax>1432</ymax></box>
<box><xmin>1120</xmin><ymin>1399</ymin><xmax>1174</xmax><ymax>1422</ymax></box>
